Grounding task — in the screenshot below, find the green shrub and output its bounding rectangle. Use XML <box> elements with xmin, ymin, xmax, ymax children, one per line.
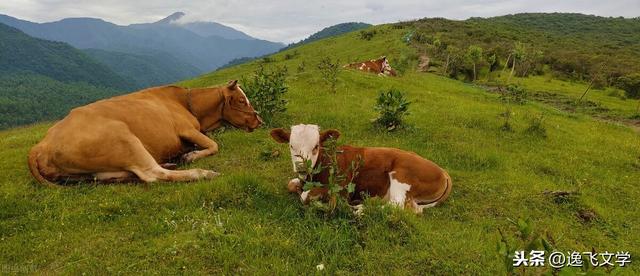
<box><xmin>500</xmin><ymin>85</ymin><xmax>528</xmax><ymax>105</ymax></box>
<box><xmin>373</xmin><ymin>89</ymin><xmax>411</xmax><ymax>131</ymax></box>
<box><xmin>395</xmin><ymin>51</ymin><xmax>419</xmax><ymax>75</ymax></box>
<box><xmin>317</xmin><ymin>57</ymin><xmax>340</xmax><ymax>93</ymax></box>
<box><xmin>241</xmin><ymin>65</ymin><xmax>288</xmax><ymax>126</ymax></box>
<box><xmin>296</xmin><ymin>137</ymin><xmax>361</xmax><ymax>214</ymax></box>
<box><xmin>359</xmin><ymin>30</ymin><xmax>377</xmax><ymax>41</ymax></box>
<box><xmin>283</xmin><ymin>50</ymin><xmax>299</xmax><ymax>60</ymax></box>
<box><xmin>260</xmin><ymin>57</ymin><xmax>275</xmax><ymax>63</ymax></box>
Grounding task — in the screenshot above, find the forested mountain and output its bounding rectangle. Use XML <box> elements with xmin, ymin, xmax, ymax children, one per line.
<box><xmin>0</xmin><ymin>23</ymin><xmax>132</xmax><ymax>90</ymax></box>
<box><xmin>401</xmin><ymin>13</ymin><xmax>640</xmax><ymax>86</ymax></box>
<box><xmin>83</xmin><ymin>48</ymin><xmax>201</xmax><ymax>88</ymax></box>
<box><xmin>0</xmin><ymin>23</ymin><xmax>129</xmax><ymax>129</ymax></box>
<box><xmin>286</xmin><ymin>22</ymin><xmax>371</xmax><ymax>49</ymax></box>
<box><xmin>0</xmin><ymin>74</ymin><xmax>122</xmax><ymax>129</ymax></box>
<box><xmin>0</xmin><ymin>12</ymin><xmax>284</xmax><ymax>84</ymax></box>
<box><xmin>222</xmin><ymin>22</ymin><xmax>373</xmax><ymax>68</ymax></box>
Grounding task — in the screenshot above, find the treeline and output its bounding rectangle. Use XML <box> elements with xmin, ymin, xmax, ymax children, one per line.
<box><xmin>0</xmin><ymin>74</ymin><xmax>124</xmax><ymax>129</ymax></box>
<box><xmin>399</xmin><ymin>13</ymin><xmax>640</xmax><ymax>97</ymax></box>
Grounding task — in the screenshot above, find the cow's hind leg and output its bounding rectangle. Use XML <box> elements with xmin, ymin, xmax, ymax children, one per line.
<box><xmin>123</xmin><ymin>137</ymin><xmax>219</xmax><ymax>183</ymax></box>
<box><xmin>94</xmin><ymin>171</ymin><xmax>138</xmax><ymax>183</ymax></box>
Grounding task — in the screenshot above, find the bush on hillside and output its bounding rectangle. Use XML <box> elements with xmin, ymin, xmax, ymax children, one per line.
<box><xmin>373</xmin><ymin>89</ymin><xmax>411</xmax><ymax>131</ymax></box>
<box><xmin>241</xmin><ymin>65</ymin><xmax>288</xmax><ymax>126</ymax></box>
<box><xmin>317</xmin><ymin>57</ymin><xmax>340</xmax><ymax>93</ymax></box>
<box><xmin>499</xmin><ymin>85</ymin><xmax>528</xmax><ymax>105</ymax></box>
<box><xmin>359</xmin><ymin>30</ymin><xmax>377</xmax><ymax>41</ymax></box>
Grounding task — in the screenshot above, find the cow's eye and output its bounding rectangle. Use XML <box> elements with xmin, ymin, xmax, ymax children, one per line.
<box><xmin>314</xmin><ymin>145</ymin><xmax>319</xmax><ymax>150</ymax></box>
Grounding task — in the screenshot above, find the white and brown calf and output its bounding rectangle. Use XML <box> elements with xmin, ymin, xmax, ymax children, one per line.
<box><xmin>270</xmin><ymin>124</ymin><xmax>452</xmax><ymax>213</ymax></box>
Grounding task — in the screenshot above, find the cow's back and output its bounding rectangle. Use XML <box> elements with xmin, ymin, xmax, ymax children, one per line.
<box><xmin>40</xmin><ymin>86</ymin><xmax>191</xmax><ymax>164</ymax></box>
<box><xmin>340</xmin><ymin>146</ymin><xmax>445</xmax><ymax>199</ymax></box>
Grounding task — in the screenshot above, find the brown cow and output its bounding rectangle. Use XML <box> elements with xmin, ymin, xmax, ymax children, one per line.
<box><xmin>344</xmin><ymin>56</ymin><xmax>397</xmax><ymax>76</ymax></box>
<box><xmin>28</xmin><ymin>80</ymin><xmax>262</xmax><ymax>186</ymax></box>
<box><xmin>270</xmin><ymin>124</ymin><xmax>451</xmax><ymax>214</ymax></box>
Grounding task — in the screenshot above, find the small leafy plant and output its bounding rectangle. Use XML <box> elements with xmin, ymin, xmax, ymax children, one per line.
<box><xmin>525</xmin><ymin>113</ymin><xmax>547</xmax><ymax>138</ymax></box>
<box><xmin>296</xmin><ymin>61</ymin><xmax>306</xmax><ymax>73</ymax></box>
<box><xmin>500</xmin><ymin>106</ymin><xmax>513</xmax><ymax>132</ymax></box>
<box><xmin>497</xmin><ymin>218</ymin><xmax>555</xmax><ymax>275</ymax></box>
<box><xmin>295</xmin><ymin>137</ymin><xmax>362</xmax><ymax>213</ymax></box>
<box><xmin>317</xmin><ymin>57</ymin><xmax>340</xmax><ymax>93</ymax></box>
<box><xmin>241</xmin><ymin>65</ymin><xmax>288</xmax><ymax>126</ymax></box>
<box><xmin>373</xmin><ymin>89</ymin><xmax>411</xmax><ymax>131</ymax></box>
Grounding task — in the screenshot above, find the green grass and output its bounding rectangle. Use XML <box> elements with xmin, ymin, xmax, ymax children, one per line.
<box><xmin>1</xmin><ymin>24</ymin><xmax>639</xmax><ymax>274</ymax></box>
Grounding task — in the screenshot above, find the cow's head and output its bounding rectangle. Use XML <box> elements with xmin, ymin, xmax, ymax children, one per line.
<box><xmin>380</xmin><ymin>56</ymin><xmax>396</xmax><ymax>76</ymax></box>
<box><xmin>270</xmin><ymin>124</ymin><xmax>340</xmax><ymax>176</ymax></box>
<box><xmin>222</xmin><ymin>80</ymin><xmax>263</xmax><ymax>132</ymax></box>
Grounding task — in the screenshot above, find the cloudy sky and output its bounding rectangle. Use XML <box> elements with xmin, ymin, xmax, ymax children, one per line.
<box><xmin>1</xmin><ymin>0</ymin><xmax>638</xmax><ymax>43</ymax></box>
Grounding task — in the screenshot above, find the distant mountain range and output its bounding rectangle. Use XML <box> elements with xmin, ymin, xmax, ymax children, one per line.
<box><xmin>0</xmin><ymin>12</ymin><xmax>285</xmax><ymax>86</ymax></box>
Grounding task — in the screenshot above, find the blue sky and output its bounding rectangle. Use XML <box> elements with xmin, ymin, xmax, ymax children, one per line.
<box><xmin>0</xmin><ymin>0</ymin><xmax>638</xmax><ymax>43</ymax></box>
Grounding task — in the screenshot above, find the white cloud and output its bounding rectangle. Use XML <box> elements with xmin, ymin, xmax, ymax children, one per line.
<box><xmin>0</xmin><ymin>0</ymin><xmax>638</xmax><ymax>43</ymax></box>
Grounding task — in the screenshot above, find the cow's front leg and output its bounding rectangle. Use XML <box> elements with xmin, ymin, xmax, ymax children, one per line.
<box><xmin>301</xmin><ymin>187</ymin><xmax>328</xmax><ymax>204</ymax></box>
<box><xmin>287</xmin><ymin>178</ymin><xmax>303</xmax><ymax>194</ymax></box>
<box><xmin>179</xmin><ymin>130</ymin><xmax>219</xmax><ymax>163</ymax></box>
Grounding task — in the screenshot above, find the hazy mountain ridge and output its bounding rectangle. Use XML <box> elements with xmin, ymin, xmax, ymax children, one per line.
<box><xmin>0</xmin><ymin>13</ymin><xmax>284</xmax><ymax>77</ymax></box>
<box><xmin>83</xmin><ymin>48</ymin><xmax>202</xmax><ymax>88</ymax></box>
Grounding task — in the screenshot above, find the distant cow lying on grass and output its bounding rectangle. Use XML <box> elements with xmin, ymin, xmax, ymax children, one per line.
<box><xmin>270</xmin><ymin>124</ymin><xmax>452</xmax><ymax>213</ymax></box>
<box><xmin>28</xmin><ymin>80</ymin><xmax>262</xmax><ymax>186</ymax></box>
<box><xmin>344</xmin><ymin>56</ymin><xmax>397</xmax><ymax>76</ymax></box>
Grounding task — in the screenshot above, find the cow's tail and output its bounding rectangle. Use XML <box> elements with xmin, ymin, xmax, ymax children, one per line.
<box><xmin>422</xmin><ymin>170</ymin><xmax>452</xmax><ymax>207</ymax></box>
<box><xmin>28</xmin><ymin>147</ymin><xmax>58</xmax><ymax>187</ymax></box>
<box><xmin>436</xmin><ymin>171</ymin><xmax>453</xmax><ymax>205</ymax></box>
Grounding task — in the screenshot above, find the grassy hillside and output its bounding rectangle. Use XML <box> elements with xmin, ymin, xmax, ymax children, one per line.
<box><xmin>403</xmin><ymin>13</ymin><xmax>640</xmax><ymax>83</ymax></box>
<box><xmin>1</xmin><ymin>20</ymin><xmax>639</xmax><ymax>275</ymax></box>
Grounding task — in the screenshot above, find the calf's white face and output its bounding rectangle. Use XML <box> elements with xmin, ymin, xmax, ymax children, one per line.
<box><xmin>270</xmin><ymin>124</ymin><xmax>341</xmax><ymax>176</ymax></box>
<box><xmin>289</xmin><ymin>124</ymin><xmax>321</xmax><ymax>173</ymax></box>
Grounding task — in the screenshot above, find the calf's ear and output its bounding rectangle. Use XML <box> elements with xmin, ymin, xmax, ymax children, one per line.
<box><xmin>320</xmin><ymin>129</ymin><xmax>341</xmax><ymax>143</ymax></box>
<box><xmin>270</xmin><ymin>128</ymin><xmax>290</xmax><ymax>143</ymax></box>
<box><xmin>227</xmin><ymin>80</ymin><xmax>238</xmax><ymax>90</ymax></box>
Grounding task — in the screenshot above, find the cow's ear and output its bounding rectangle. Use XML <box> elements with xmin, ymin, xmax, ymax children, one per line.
<box><xmin>270</xmin><ymin>128</ymin><xmax>290</xmax><ymax>143</ymax></box>
<box><xmin>320</xmin><ymin>129</ymin><xmax>341</xmax><ymax>143</ymax></box>
<box><xmin>227</xmin><ymin>80</ymin><xmax>238</xmax><ymax>90</ymax></box>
